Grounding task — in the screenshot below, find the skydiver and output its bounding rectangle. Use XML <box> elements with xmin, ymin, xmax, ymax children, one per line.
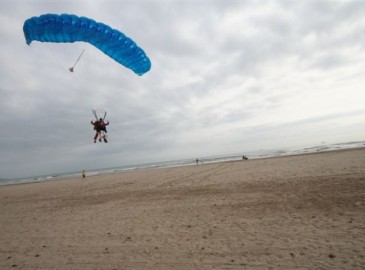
<box><xmin>91</xmin><ymin>118</ymin><xmax>109</xmax><ymax>143</ymax></box>
<box><xmin>98</xmin><ymin>119</ymin><xmax>109</xmax><ymax>143</ymax></box>
<box><xmin>91</xmin><ymin>119</ymin><xmax>101</xmax><ymax>143</ymax></box>
<box><xmin>98</xmin><ymin>118</ymin><xmax>109</xmax><ymax>133</ymax></box>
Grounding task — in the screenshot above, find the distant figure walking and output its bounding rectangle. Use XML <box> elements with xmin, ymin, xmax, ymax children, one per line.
<box><xmin>82</xmin><ymin>170</ymin><xmax>86</xmax><ymax>178</ymax></box>
<box><xmin>196</xmin><ymin>158</ymin><xmax>199</xmax><ymax>165</ymax></box>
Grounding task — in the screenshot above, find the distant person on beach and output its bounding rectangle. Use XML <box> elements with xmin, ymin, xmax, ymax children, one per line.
<box><xmin>82</xmin><ymin>170</ymin><xmax>86</xmax><ymax>178</ymax></box>
<box><xmin>91</xmin><ymin>118</ymin><xmax>109</xmax><ymax>143</ymax></box>
<box><xmin>242</xmin><ymin>155</ymin><xmax>248</xmax><ymax>160</ymax></box>
<box><xmin>196</xmin><ymin>158</ymin><xmax>199</xmax><ymax>165</ymax></box>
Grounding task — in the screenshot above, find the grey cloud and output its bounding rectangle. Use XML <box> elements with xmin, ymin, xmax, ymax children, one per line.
<box><xmin>0</xmin><ymin>0</ymin><xmax>364</xmax><ymax>179</ymax></box>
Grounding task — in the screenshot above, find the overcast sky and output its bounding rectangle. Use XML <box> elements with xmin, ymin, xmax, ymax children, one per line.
<box><xmin>1</xmin><ymin>0</ymin><xmax>364</xmax><ymax>179</ymax></box>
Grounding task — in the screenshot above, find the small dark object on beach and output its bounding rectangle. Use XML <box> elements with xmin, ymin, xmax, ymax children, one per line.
<box><xmin>329</xmin><ymin>253</ymin><xmax>336</xmax><ymax>258</ymax></box>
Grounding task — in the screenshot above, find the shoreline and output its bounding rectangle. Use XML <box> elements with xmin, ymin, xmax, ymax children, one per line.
<box><xmin>2</xmin><ymin>146</ymin><xmax>365</xmax><ymax>187</ymax></box>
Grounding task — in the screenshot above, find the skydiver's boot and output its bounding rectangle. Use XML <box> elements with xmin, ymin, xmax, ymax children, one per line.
<box><xmin>104</xmin><ymin>138</ymin><xmax>108</xmax><ymax>143</ymax></box>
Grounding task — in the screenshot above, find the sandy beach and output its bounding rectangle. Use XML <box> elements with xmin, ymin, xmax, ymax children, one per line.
<box><xmin>1</xmin><ymin>148</ymin><xmax>364</xmax><ymax>270</ymax></box>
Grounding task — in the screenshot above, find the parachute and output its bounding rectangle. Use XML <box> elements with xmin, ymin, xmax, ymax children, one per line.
<box><xmin>23</xmin><ymin>14</ymin><xmax>151</xmax><ymax>75</ymax></box>
<box><xmin>91</xmin><ymin>108</ymin><xmax>109</xmax><ymax>143</ymax></box>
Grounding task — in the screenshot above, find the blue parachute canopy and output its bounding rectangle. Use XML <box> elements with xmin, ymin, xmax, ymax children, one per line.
<box><xmin>23</xmin><ymin>14</ymin><xmax>151</xmax><ymax>76</ymax></box>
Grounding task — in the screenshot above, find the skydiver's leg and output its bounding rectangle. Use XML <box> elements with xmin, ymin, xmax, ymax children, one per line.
<box><xmin>94</xmin><ymin>132</ymin><xmax>99</xmax><ymax>143</ymax></box>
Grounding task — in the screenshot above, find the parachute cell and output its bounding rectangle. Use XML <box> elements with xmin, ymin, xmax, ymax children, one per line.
<box><xmin>23</xmin><ymin>14</ymin><xmax>151</xmax><ymax>75</ymax></box>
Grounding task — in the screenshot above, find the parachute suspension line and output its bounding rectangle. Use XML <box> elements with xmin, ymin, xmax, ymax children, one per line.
<box><xmin>92</xmin><ymin>109</ymin><xmax>107</xmax><ymax>120</ymax></box>
<box><xmin>92</xmin><ymin>108</ymin><xmax>107</xmax><ymax>121</ymax></box>
<box><xmin>92</xmin><ymin>109</ymin><xmax>98</xmax><ymax>120</ymax></box>
<box><xmin>69</xmin><ymin>48</ymin><xmax>85</xmax><ymax>72</ymax></box>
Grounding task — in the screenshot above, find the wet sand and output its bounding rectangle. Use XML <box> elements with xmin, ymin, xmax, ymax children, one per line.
<box><xmin>1</xmin><ymin>148</ymin><xmax>364</xmax><ymax>269</ymax></box>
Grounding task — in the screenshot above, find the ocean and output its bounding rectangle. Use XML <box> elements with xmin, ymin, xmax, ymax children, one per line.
<box><xmin>1</xmin><ymin>140</ymin><xmax>364</xmax><ymax>186</ymax></box>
